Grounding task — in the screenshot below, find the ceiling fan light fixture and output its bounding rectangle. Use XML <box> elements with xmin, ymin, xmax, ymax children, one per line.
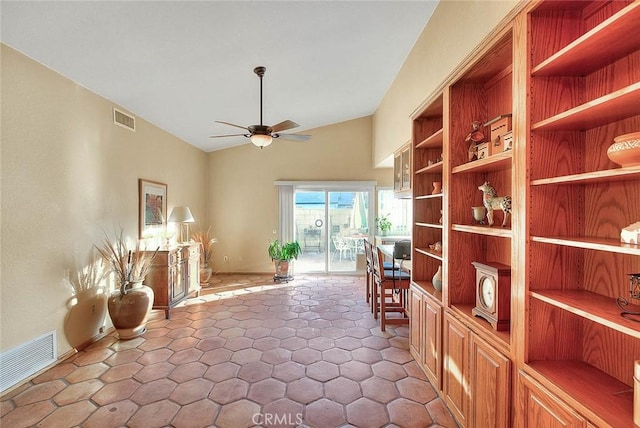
<box><xmin>250</xmin><ymin>133</ymin><xmax>273</xmax><ymax>148</ymax></box>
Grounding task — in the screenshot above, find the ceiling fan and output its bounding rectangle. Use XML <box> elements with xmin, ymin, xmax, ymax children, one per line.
<box><xmin>209</xmin><ymin>66</ymin><xmax>311</xmax><ymax>148</ymax></box>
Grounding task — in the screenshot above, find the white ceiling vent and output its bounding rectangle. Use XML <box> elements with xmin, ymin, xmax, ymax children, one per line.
<box><xmin>0</xmin><ymin>330</ymin><xmax>57</xmax><ymax>392</ymax></box>
<box><xmin>113</xmin><ymin>107</ymin><xmax>136</xmax><ymax>131</ymax></box>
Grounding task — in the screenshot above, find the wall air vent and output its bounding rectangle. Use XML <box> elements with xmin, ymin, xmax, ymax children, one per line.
<box><xmin>113</xmin><ymin>107</ymin><xmax>136</xmax><ymax>131</ymax></box>
<box><xmin>0</xmin><ymin>331</ymin><xmax>57</xmax><ymax>392</ymax></box>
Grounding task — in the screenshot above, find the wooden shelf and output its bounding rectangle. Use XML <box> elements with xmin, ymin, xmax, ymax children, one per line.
<box><xmin>451</xmin><ymin>151</ymin><xmax>512</xmax><ymax>174</ymax></box>
<box><xmin>531</xmin><ymin>235</ymin><xmax>640</xmax><ymax>256</ymax></box>
<box><xmin>415</xmin><ymin>161</ymin><xmax>444</xmax><ymax>174</ymax></box>
<box><xmin>526</xmin><ymin>361</ymin><xmax>634</xmax><ymax>428</ymax></box>
<box><xmin>452</xmin><ymin>224</ymin><xmax>512</xmax><ymax>239</ymax></box>
<box><xmin>531</xmin><ymin>289</ymin><xmax>640</xmax><ymax>339</ymax></box>
<box><xmin>531</xmin><ymin>82</ymin><xmax>640</xmax><ymax>132</ymax></box>
<box><xmin>414</xmin><ymin>193</ymin><xmax>442</xmax><ymax>200</ymax></box>
<box><xmin>532</xmin><ymin>3</ymin><xmax>640</xmax><ymax>77</ymax></box>
<box><xmin>450</xmin><ymin>304</ymin><xmax>510</xmax><ymax>348</ymax></box>
<box><xmin>415</xmin><ymin>128</ymin><xmax>444</xmax><ymax>149</ymax></box>
<box><xmin>415</xmin><ymin>222</ymin><xmax>443</xmax><ymax>230</ymax></box>
<box><xmin>531</xmin><ymin>166</ymin><xmax>640</xmax><ymax>186</ymax></box>
<box><xmin>415</xmin><ymin>247</ymin><xmax>443</xmax><ymax>261</ymax></box>
<box><xmin>411</xmin><ymin>280</ymin><xmax>442</xmax><ymax>302</ymax></box>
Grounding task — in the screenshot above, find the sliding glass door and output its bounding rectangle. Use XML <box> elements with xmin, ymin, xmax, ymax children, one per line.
<box><xmin>293</xmin><ymin>186</ymin><xmax>373</xmax><ymax>274</ymax></box>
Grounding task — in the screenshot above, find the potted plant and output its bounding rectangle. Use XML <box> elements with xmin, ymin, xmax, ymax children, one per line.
<box><xmin>376</xmin><ymin>214</ymin><xmax>392</xmax><ymax>236</ymax></box>
<box><xmin>95</xmin><ymin>229</ymin><xmax>158</xmax><ymax>339</ymax></box>
<box><xmin>192</xmin><ymin>227</ymin><xmax>217</xmax><ymax>286</ymax></box>
<box><xmin>268</xmin><ymin>240</ymin><xmax>302</xmax><ymax>281</ymax></box>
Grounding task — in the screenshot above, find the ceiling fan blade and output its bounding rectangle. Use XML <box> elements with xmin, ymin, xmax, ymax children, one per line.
<box><xmin>270</xmin><ymin>120</ymin><xmax>299</xmax><ymax>133</ymax></box>
<box><xmin>215</xmin><ymin>120</ymin><xmax>249</xmax><ymax>131</ymax></box>
<box><xmin>274</xmin><ymin>133</ymin><xmax>311</xmax><ymax>142</ymax></box>
<box><xmin>209</xmin><ymin>133</ymin><xmax>248</xmax><ymax>138</ymax></box>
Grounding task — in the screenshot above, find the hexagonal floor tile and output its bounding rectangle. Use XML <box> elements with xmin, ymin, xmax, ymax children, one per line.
<box><xmin>305</xmin><ymin>398</ymin><xmax>346</xmax><ymax>427</ymax></box>
<box><xmin>361</xmin><ymin>376</ymin><xmax>401</xmax><ymax>404</ymax></box>
<box><xmin>247</xmin><ymin>378</ymin><xmax>286</xmax><ymax>405</ymax></box>
<box><xmin>325</xmin><ymin>377</ymin><xmax>362</xmax><ymax>404</ymax></box>
<box><xmin>346</xmin><ymin>397</ymin><xmax>389</xmax><ymax>427</ymax></box>
<box><xmin>237</xmin><ymin>361</ymin><xmax>273</xmax><ymax>383</ymax></box>
<box><xmin>291</xmin><ymin>348</ymin><xmax>321</xmax><ymax>365</ymax></box>
<box><xmin>371</xmin><ymin>360</ymin><xmax>407</xmax><ymax>382</ymax></box>
<box><xmin>388</xmin><ymin>397</ymin><xmax>433</xmax><ymax>427</ymax></box>
<box><xmin>272</xmin><ymin>361</ymin><xmax>306</xmax><ymax>382</ymax></box>
<box><xmin>306</xmin><ymin>361</ymin><xmax>339</xmax><ymax>382</ymax></box>
<box><xmin>285</xmin><ymin>377</ymin><xmax>323</xmax><ymax>404</ymax></box>
<box><xmin>209</xmin><ymin>378</ymin><xmax>249</xmax><ymax>405</ymax></box>
<box><xmin>339</xmin><ymin>360</ymin><xmax>373</xmax><ymax>382</ymax></box>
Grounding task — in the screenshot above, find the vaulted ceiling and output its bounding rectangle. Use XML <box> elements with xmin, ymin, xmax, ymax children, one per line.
<box><xmin>1</xmin><ymin>1</ymin><xmax>438</xmax><ymax>151</ymax></box>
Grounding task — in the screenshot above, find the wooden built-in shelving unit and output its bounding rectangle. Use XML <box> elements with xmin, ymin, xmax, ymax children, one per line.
<box><xmin>523</xmin><ymin>2</ymin><xmax>640</xmax><ymax>426</ymax></box>
<box><xmin>407</xmin><ymin>1</ymin><xmax>640</xmax><ymax>427</ymax></box>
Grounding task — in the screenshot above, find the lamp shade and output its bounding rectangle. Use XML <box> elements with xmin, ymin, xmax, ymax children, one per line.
<box><xmin>250</xmin><ymin>134</ymin><xmax>273</xmax><ymax>148</ymax></box>
<box><xmin>168</xmin><ymin>206</ymin><xmax>195</xmax><ymax>223</ymax></box>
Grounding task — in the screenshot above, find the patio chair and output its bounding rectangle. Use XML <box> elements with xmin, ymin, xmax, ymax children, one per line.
<box><xmin>332</xmin><ymin>236</ymin><xmax>352</xmax><ymax>261</ymax></box>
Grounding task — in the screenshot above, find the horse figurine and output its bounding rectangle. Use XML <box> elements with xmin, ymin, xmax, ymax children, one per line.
<box><xmin>478</xmin><ymin>181</ymin><xmax>511</xmax><ymax>227</ymax></box>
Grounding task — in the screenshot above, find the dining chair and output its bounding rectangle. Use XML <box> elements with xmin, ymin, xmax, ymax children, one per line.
<box><xmin>363</xmin><ymin>240</ymin><xmax>398</xmax><ymax>308</ymax></box>
<box><xmin>371</xmin><ymin>246</ymin><xmax>410</xmax><ymax>331</ymax></box>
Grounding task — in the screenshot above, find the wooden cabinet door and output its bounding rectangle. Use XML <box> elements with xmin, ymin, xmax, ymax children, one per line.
<box><xmin>518</xmin><ymin>371</ymin><xmax>587</xmax><ymax>428</ymax></box>
<box><xmin>401</xmin><ymin>146</ymin><xmax>411</xmax><ymax>191</ymax></box>
<box><xmin>393</xmin><ymin>151</ymin><xmax>402</xmax><ymax>192</ymax></box>
<box><xmin>422</xmin><ymin>298</ymin><xmax>441</xmax><ymax>390</ymax></box>
<box><xmin>443</xmin><ymin>312</ymin><xmax>469</xmax><ymax>427</ymax></box>
<box><xmin>170</xmin><ymin>261</ymin><xmax>186</xmax><ymax>302</ymax></box>
<box><xmin>469</xmin><ymin>333</ymin><xmax>511</xmax><ymax>428</ymax></box>
<box><xmin>409</xmin><ymin>288</ymin><xmax>423</xmax><ymax>361</ymax></box>
<box><xmin>187</xmin><ymin>244</ymin><xmax>200</xmax><ymax>295</ymax></box>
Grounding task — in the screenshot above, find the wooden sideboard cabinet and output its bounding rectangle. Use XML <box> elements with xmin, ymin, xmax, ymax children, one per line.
<box><xmin>144</xmin><ymin>244</ymin><xmax>200</xmax><ymax>318</ymax></box>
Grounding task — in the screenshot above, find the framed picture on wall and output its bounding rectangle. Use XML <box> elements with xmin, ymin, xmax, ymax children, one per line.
<box><xmin>139</xmin><ymin>179</ymin><xmax>167</xmax><ymax>238</ymax></box>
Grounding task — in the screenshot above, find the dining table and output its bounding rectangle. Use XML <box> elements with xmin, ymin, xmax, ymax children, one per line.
<box><xmin>378</xmin><ymin>244</ymin><xmax>412</xmax><ymax>273</ymax></box>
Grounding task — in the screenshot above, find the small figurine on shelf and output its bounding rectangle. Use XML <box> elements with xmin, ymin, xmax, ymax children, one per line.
<box><xmin>429</xmin><ymin>241</ymin><xmax>442</xmax><ymax>254</ymax></box>
<box><xmin>478</xmin><ymin>181</ymin><xmax>511</xmax><ymax>227</ymax></box>
<box><xmin>617</xmin><ymin>274</ymin><xmax>640</xmax><ymax>322</ymax></box>
<box><xmin>465</xmin><ymin>121</ymin><xmax>485</xmax><ymax>161</ymax></box>
<box><xmin>621</xmin><ymin>221</ymin><xmax>640</xmax><ymax>244</ymax></box>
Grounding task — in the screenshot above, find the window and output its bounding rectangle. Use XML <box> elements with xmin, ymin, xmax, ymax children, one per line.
<box><xmin>377</xmin><ymin>189</ymin><xmax>412</xmax><ymax>236</ymax></box>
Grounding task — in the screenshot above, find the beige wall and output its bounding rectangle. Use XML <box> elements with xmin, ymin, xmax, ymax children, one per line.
<box><xmin>373</xmin><ymin>0</ymin><xmax>519</xmax><ymax>166</ymax></box>
<box><xmin>0</xmin><ymin>44</ymin><xmax>207</xmax><ymax>356</ymax></box>
<box><xmin>207</xmin><ymin>116</ymin><xmax>392</xmax><ymax>273</ymax></box>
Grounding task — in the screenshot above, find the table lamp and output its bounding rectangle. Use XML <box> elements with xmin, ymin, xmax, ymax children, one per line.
<box><xmin>168</xmin><ymin>206</ymin><xmax>195</xmax><ymax>243</ymax></box>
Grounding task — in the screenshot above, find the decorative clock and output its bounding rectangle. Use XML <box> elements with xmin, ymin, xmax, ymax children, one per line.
<box><xmin>471</xmin><ymin>261</ymin><xmax>511</xmax><ymax>331</ymax></box>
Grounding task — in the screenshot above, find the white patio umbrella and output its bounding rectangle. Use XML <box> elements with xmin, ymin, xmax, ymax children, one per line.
<box><xmin>349</xmin><ymin>192</ymin><xmax>368</xmax><ymax>231</ymax></box>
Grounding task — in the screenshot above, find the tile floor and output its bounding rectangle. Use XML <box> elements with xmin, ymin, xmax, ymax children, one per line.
<box><xmin>1</xmin><ymin>274</ymin><xmax>458</xmax><ymax>428</ymax></box>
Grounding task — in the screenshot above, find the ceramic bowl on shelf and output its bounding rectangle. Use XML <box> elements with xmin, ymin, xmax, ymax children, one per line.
<box><xmin>607</xmin><ymin>131</ymin><xmax>640</xmax><ymax>167</ymax></box>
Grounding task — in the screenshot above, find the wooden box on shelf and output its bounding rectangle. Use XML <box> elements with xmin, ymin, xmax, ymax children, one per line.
<box><xmin>502</xmin><ymin>131</ymin><xmax>513</xmax><ymax>151</ymax></box>
<box><xmin>485</xmin><ymin>114</ymin><xmax>512</xmax><ymax>155</ymax></box>
<box><xmin>476</xmin><ymin>142</ymin><xmax>490</xmax><ymax>160</ymax></box>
